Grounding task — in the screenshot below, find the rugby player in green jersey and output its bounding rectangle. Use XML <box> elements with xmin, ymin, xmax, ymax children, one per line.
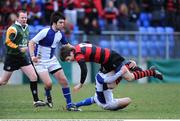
<box><xmin>0</xmin><ymin>10</ymin><xmax>45</xmax><ymax>107</ymax></box>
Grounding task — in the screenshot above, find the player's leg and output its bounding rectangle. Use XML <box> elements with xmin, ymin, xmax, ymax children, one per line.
<box><xmin>121</xmin><ymin>64</ymin><xmax>163</xmax><ymax>81</ymax></box>
<box><xmin>106</xmin><ymin>97</ymin><xmax>132</xmax><ymax>111</ymax></box>
<box><xmin>49</xmin><ymin>57</ymin><xmax>80</xmax><ymax>111</ymax></box>
<box><xmin>37</xmin><ymin>70</ymin><xmax>53</xmax><ymax>108</ymax></box>
<box><xmin>21</xmin><ymin>64</ymin><xmax>46</xmax><ymax>107</ymax></box>
<box><xmin>75</xmin><ymin>97</ymin><xmax>95</xmax><ymax>108</ymax></box>
<box><xmin>0</xmin><ymin>71</ymin><xmax>13</xmax><ymax>85</ymax></box>
<box><xmin>53</xmin><ymin>69</ymin><xmax>80</xmax><ymax>111</ymax></box>
<box><xmin>125</xmin><ymin>60</ymin><xmax>142</xmax><ymax>71</ymax></box>
<box><xmin>0</xmin><ymin>55</ymin><xmax>15</xmax><ymax>85</ymax></box>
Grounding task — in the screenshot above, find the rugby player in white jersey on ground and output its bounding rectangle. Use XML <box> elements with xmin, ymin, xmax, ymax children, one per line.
<box><xmin>28</xmin><ymin>12</ymin><xmax>80</xmax><ymax>111</ymax></box>
<box><xmin>74</xmin><ymin>60</ymin><xmax>150</xmax><ymax>111</ymax></box>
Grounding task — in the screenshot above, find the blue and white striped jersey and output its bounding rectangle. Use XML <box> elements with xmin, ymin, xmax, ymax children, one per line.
<box><xmin>32</xmin><ymin>27</ymin><xmax>68</xmax><ymax>59</ymax></box>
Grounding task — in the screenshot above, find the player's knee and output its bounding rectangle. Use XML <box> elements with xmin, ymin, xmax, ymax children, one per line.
<box><xmin>118</xmin><ymin>97</ymin><xmax>132</xmax><ymax>110</ymax></box>
<box><xmin>59</xmin><ymin>78</ymin><xmax>68</xmax><ymax>87</ymax></box>
<box><xmin>125</xmin><ymin>97</ymin><xmax>132</xmax><ymax>104</ymax></box>
<box><xmin>45</xmin><ymin>81</ymin><xmax>52</xmax><ymax>89</ymax></box>
<box><xmin>124</xmin><ymin>74</ymin><xmax>134</xmax><ymax>81</ymax></box>
<box><xmin>0</xmin><ymin>78</ymin><xmax>8</xmax><ymax>86</ymax></box>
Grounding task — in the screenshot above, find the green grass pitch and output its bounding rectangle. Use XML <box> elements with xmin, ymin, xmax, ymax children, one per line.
<box><xmin>0</xmin><ymin>83</ymin><xmax>180</xmax><ymax>119</ymax></box>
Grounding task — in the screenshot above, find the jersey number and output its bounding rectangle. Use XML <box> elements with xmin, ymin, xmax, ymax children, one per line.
<box><xmin>79</xmin><ymin>43</ymin><xmax>92</xmax><ymax>48</ymax></box>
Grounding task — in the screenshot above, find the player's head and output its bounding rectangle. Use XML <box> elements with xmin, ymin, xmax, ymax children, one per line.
<box><xmin>16</xmin><ymin>10</ymin><xmax>27</xmax><ymax>26</ymax></box>
<box><xmin>60</xmin><ymin>45</ymin><xmax>75</xmax><ymax>62</ymax></box>
<box><xmin>50</xmin><ymin>12</ymin><xmax>65</xmax><ymax>30</ymax></box>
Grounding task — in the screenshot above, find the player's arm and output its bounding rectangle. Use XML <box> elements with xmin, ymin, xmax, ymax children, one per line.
<box><xmin>5</xmin><ymin>27</ymin><xmax>28</xmax><ymax>53</ymax></box>
<box><xmin>97</xmin><ymin>70</ymin><xmax>122</xmax><ymax>84</ymax></box>
<box><xmin>28</xmin><ymin>29</ymin><xmax>47</xmax><ymax>62</ymax></box>
<box><xmin>73</xmin><ymin>60</ymin><xmax>87</xmax><ymax>92</ymax></box>
<box><xmin>28</xmin><ymin>39</ymin><xmax>36</xmax><ymax>57</ymax></box>
<box><xmin>5</xmin><ymin>27</ymin><xmax>18</xmax><ymax>49</ymax></box>
<box><xmin>78</xmin><ymin>60</ymin><xmax>88</xmax><ymax>85</ymax></box>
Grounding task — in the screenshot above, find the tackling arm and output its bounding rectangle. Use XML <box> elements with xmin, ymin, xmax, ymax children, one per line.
<box><xmin>97</xmin><ymin>70</ymin><xmax>122</xmax><ymax>84</ymax></box>
<box><xmin>103</xmin><ymin>70</ymin><xmax>122</xmax><ymax>83</ymax></box>
<box><xmin>78</xmin><ymin>60</ymin><xmax>88</xmax><ymax>85</ymax></box>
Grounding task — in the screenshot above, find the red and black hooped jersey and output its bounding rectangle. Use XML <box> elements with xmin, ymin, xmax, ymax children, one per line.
<box><xmin>74</xmin><ymin>43</ymin><xmax>125</xmax><ymax>84</ymax></box>
<box><xmin>74</xmin><ymin>43</ymin><xmax>111</xmax><ymax>64</ymax></box>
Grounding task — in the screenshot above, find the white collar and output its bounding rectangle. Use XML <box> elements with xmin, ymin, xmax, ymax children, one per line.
<box><xmin>15</xmin><ymin>21</ymin><xmax>28</xmax><ymax>29</ymax></box>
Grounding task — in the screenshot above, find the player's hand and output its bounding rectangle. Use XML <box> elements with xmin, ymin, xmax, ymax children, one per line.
<box><xmin>31</xmin><ymin>56</ymin><xmax>39</xmax><ymax>63</ymax></box>
<box><xmin>73</xmin><ymin>83</ymin><xmax>83</xmax><ymax>93</ymax></box>
<box><xmin>19</xmin><ymin>47</ymin><xmax>28</xmax><ymax>53</ymax></box>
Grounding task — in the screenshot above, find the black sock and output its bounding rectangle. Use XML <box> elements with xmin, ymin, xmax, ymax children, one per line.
<box><xmin>30</xmin><ymin>81</ymin><xmax>39</xmax><ymax>102</ymax></box>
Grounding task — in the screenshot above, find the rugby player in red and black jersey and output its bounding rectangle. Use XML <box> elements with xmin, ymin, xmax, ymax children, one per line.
<box><xmin>60</xmin><ymin>43</ymin><xmax>163</xmax><ymax>92</ymax></box>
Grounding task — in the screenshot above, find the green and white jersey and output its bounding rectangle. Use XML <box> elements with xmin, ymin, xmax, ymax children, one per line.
<box><xmin>5</xmin><ymin>21</ymin><xmax>29</xmax><ymax>56</ymax></box>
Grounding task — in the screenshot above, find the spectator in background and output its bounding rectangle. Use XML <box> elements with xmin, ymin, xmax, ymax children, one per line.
<box><xmin>104</xmin><ymin>0</ymin><xmax>118</xmax><ymax>31</ymax></box>
<box><xmin>82</xmin><ymin>16</ymin><xmax>91</xmax><ymax>34</ymax></box>
<box><xmin>76</xmin><ymin>0</ymin><xmax>98</xmax><ymax>30</ymax></box>
<box><xmin>57</xmin><ymin>0</ymin><xmax>65</xmax><ymax>13</ymax></box>
<box><xmin>12</xmin><ymin>0</ymin><xmax>22</xmax><ymax>13</ymax></box>
<box><xmin>44</xmin><ymin>0</ymin><xmax>58</xmax><ymax>25</ymax></box>
<box><xmin>175</xmin><ymin>0</ymin><xmax>180</xmax><ymax>31</ymax></box>
<box><xmin>164</xmin><ymin>0</ymin><xmax>178</xmax><ymax>30</ymax></box>
<box><xmin>128</xmin><ymin>0</ymin><xmax>140</xmax><ymax>30</ymax></box>
<box><xmin>64</xmin><ymin>19</ymin><xmax>74</xmax><ymax>35</ymax></box>
<box><xmin>140</xmin><ymin>0</ymin><xmax>152</xmax><ymax>13</ymax></box>
<box><xmin>82</xmin><ymin>16</ymin><xmax>101</xmax><ymax>35</ymax></box>
<box><xmin>0</xmin><ymin>14</ymin><xmax>3</xmax><ymax>31</ymax></box>
<box><xmin>77</xmin><ymin>0</ymin><xmax>98</xmax><ymax>19</ymax></box>
<box><xmin>117</xmin><ymin>3</ymin><xmax>130</xmax><ymax>31</ymax></box>
<box><xmin>27</xmin><ymin>0</ymin><xmax>44</xmax><ymax>25</ymax></box>
<box><xmin>1</xmin><ymin>0</ymin><xmax>14</xmax><ymax>27</ymax></box>
<box><xmin>7</xmin><ymin>13</ymin><xmax>17</xmax><ymax>28</ymax></box>
<box><xmin>21</xmin><ymin>1</ymin><xmax>28</xmax><ymax>11</ymax></box>
<box><xmin>91</xmin><ymin>18</ymin><xmax>101</xmax><ymax>35</ymax></box>
<box><xmin>64</xmin><ymin>0</ymin><xmax>77</xmax><ymax>26</ymax></box>
<box><xmin>150</xmin><ymin>0</ymin><xmax>165</xmax><ymax>27</ymax></box>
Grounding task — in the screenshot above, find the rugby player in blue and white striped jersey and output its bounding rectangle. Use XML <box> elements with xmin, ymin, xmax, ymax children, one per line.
<box><xmin>28</xmin><ymin>12</ymin><xmax>80</xmax><ymax>111</ymax></box>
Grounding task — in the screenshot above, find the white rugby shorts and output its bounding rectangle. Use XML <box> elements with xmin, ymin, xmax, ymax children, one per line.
<box><xmin>94</xmin><ymin>90</ymin><xmax>121</xmax><ymax>110</ymax></box>
<box><xmin>34</xmin><ymin>56</ymin><xmax>61</xmax><ymax>73</ymax></box>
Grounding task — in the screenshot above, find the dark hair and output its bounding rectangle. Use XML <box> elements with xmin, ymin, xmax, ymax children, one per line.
<box><xmin>50</xmin><ymin>12</ymin><xmax>65</xmax><ymax>25</ymax></box>
<box><xmin>17</xmin><ymin>9</ymin><xmax>27</xmax><ymax>17</ymax></box>
<box><xmin>60</xmin><ymin>45</ymin><xmax>74</xmax><ymax>61</ymax></box>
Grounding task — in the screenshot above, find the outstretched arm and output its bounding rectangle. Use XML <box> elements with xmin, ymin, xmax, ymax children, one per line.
<box><xmin>97</xmin><ymin>70</ymin><xmax>122</xmax><ymax>84</ymax></box>
<box><xmin>78</xmin><ymin>60</ymin><xmax>88</xmax><ymax>85</ymax></box>
<box><xmin>103</xmin><ymin>70</ymin><xmax>122</xmax><ymax>83</ymax></box>
<box><xmin>73</xmin><ymin>60</ymin><xmax>87</xmax><ymax>92</ymax></box>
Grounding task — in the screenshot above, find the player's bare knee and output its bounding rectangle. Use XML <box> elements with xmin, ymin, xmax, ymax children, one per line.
<box><xmin>59</xmin><ymin>78</ymin><xmax>68</xmax><ymax>87</ymax></box>
<box><xmin>45</xmin><ymin>82</ymin><xmax>52</xmax><ymax>89</ymax></box>
<box><xmin>126</xmin><ymin>97</ymin><xmax>132</xmax><ymax>104</ymax></box>
<box><xmin>124</xmin><ymin>74</ymin><xmax>134</xmax><ymax>81</ymax></box>
<box><xmin>0</xmin><ymin>78</ymin><xmax>8</xmax><ymax>85</ymax></box>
